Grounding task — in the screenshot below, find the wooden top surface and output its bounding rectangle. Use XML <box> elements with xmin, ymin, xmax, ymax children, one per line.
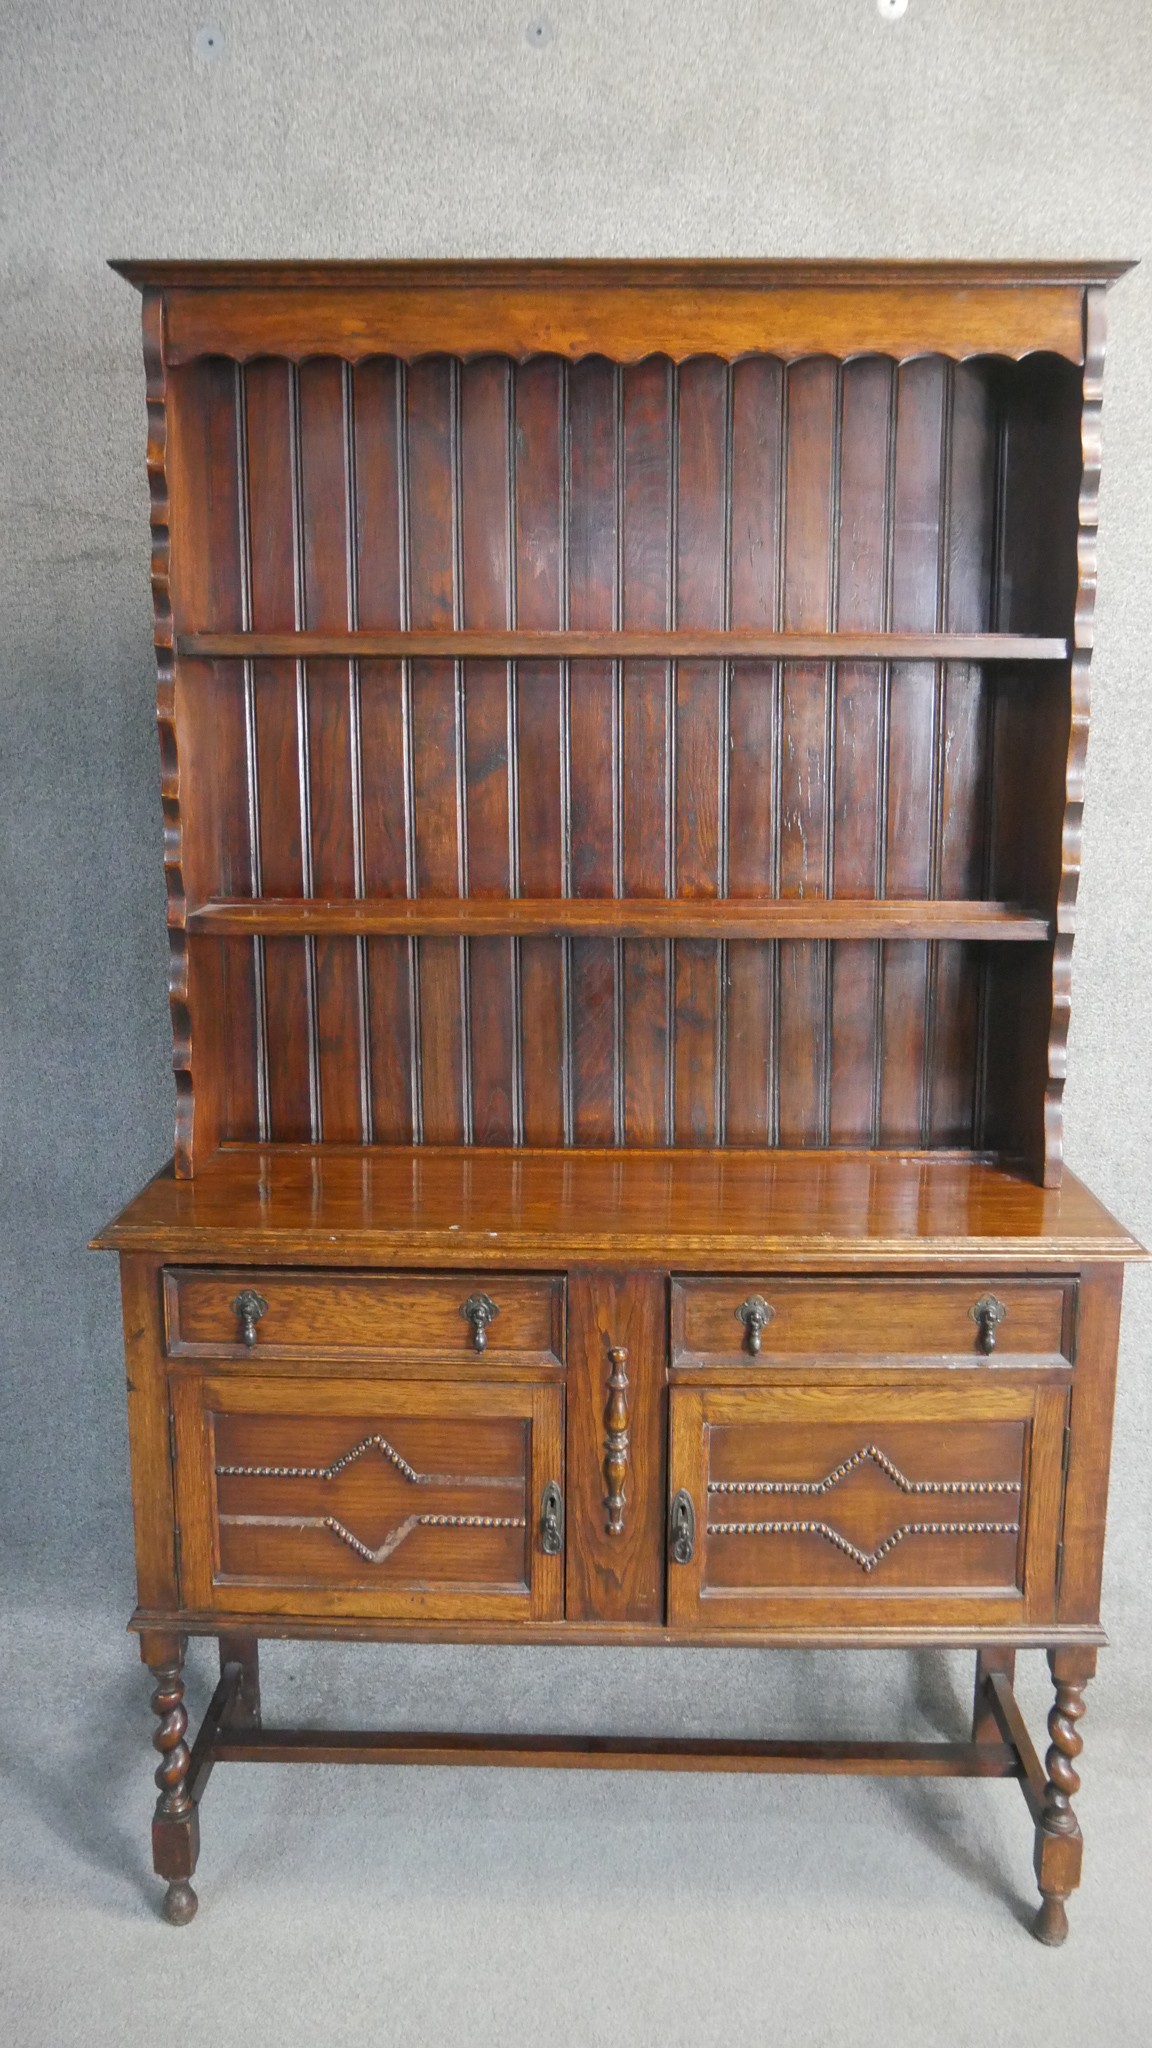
<box><xmin>91</xmin><ymin>1148</ymin><xmax>1144</xmax><ymax>1269</ymax></box>
<box><xmin>111</xmin><ymin>259</ymin><xmax>1136</xmax><ymax>290</ymax></box>
<box><xmin>110</xmin><ymin>258</ymin><xmax>1136</xmax><ymax>366</ymax></box>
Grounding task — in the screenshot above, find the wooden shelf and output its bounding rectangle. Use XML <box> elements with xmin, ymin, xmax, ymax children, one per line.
<box><xmin>188</xmin><ymin>897</ymin><xmax>1052</xmax><ymax>942</ymax></box>
<box><xmin>178</xmin><ymin>630</ymin><xmax>1070</xmax><ymax>663</ymax></box>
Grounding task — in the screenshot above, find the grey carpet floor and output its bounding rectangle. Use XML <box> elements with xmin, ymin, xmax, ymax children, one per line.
<box><xmin>3</xmin><ymin>1606</ymin><xmax>1149</xmax><ymax>2048</ymax></box>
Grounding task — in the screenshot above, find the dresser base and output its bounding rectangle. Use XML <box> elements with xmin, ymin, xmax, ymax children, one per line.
<box><xmin>141</xmin><ymin>1630</ymin><xmax>1094</xmax><ymax>1943</ymax></box>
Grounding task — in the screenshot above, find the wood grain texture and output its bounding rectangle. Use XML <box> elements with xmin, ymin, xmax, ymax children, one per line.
<box><xmin>406</xmin><ymin>357</ymin><xmax>467</xmax><ymax>1145</ymax></box>
<box><xmin>119</xmin><ymin>1256</ymin><xmax>180</xmax><ymax>1609</ymax></box>
<box><xmin>829</xmin><ymin>357</ymin><xmax>889</xmax><ymax>1145</ymax></box>
<box><xmin>207</xmin><ymin>1728</ymin><xmax>1023</xmax><ymax>1775</ymax></box>
<box><xmin>142</xmin><ymin>293</ymin><xmax>195</xmax><ymax>1177</ymax></box>
<box><xmin>298</xmin><ymin>358</ymin><xmax>366</xmax><ymax>1143</ymax></box>
<box><xmin>670</xmin><ymin>1275</ymin><xmax>1075</xmax><ymax>1369</ymax></box>
<box><xmin>564</xmin><ymin>1272</ymin><xmax>666</xmax><ymax>1623</ymax></box>
<box><xmin>104</xmin><ymin>265</ymin><xmax>1141</xmax><ymax>1933</ymax></box>
<box><xmin>352</xmin><ymin>356</ymin><xmax>415</xmax><ymax>1142</ymax></box>
<box><xmin>92</xmin><ymin>1150</ymin><xmax>1145</xmax><ymax>1268</ymax></box>
<box><xmin>667</xmin><ymin>1381</ymin><xmax>1065</xmax><ymax>1631</ymax></box>
<box><xmin>777</xmin><ymin>357</ymin><xmax>835</xmax><ymax>1146</ymax></box>
<box><xmin>172</xmin><ymin>1373</ymin><xmax>565</xmax><ymax>1622</ymax></box>
<box><xmin>725</xmin><ymin>356</ymin><xmax>783</xmax><ymax>1143</ymax></box>
<box><xmin>108</xmin><ymin>260</ymin><xmax>1126</xmax><ymax>366</ymax></box>
<box><xmin>165</xmin><ymin>1267</ymin><xmax>564</xmax><ymax>1367</ymax></box>
<box><xmin>980</xmin><ymin>352</ymin><xmax>1084</xmax><ymax>1182</ymax></box>
<box><xmin>1044</xmin><ymin>289</ymin><xmax>1107</xmax><ymax>1186</ymax></box>
<box><xmin>188</xmin><ymin>897</ymin><xmax>1051</xmax><ymax>940</ymax></box>
<box><xmin>116</xmin><ymin>259</ymin><xmax>1133</xmax><ymax>288</ymax></box>
<box><xmin>619</xmin><ymin>357</ymin><xmax>673</xmax><ymax>1144</ymax></box>
<box><xmin>567</xmin><ymin>355</ymin><xmax>619</xmax><ymax>1145</ymax></box>
<box><xmin>514</xmin><ymin>355</ymin><xmax>568</xmax><ymax>1145</ymax></box>
<box><xmin>146</xmin><ymin>277</ymin><xmax>1111</xmax><ymax>1171</ymax></box>
<box><xmin>879</xmin><ymin>357</ymin><xmax>943</xmax><ymax>1149</ymax></box>
<box><xmin>242</xmin><ymin>358</ymin><xmax>316</xmax><ymax>1143</ymax></box>
<box><xmin>180</xmin><ymin>630</ymin><xmax>1068</xmax><ymax>660</ymax></box>
<box><xmin>1032</xmin><ymin>1644</ymin><xmax>1097</xmax><ymax>1941</ymax></box>
<box><xmin>459</xmin><ymin>354</ymin><xmax>517</xmax><ymax>1145</ymax></box>
<box><xmin>130</xmin><ymin>1607</ymin><xmax>1107</xmax><ymax>1650</ymax></box>
<box><xmin>1057</xmin><ymin>1264</ymin><xmax>1124</xmax><ymax>1624</ymax></box>
<box><xmin>167</xmin><ymin>359</ymin><xmax>263</xmax><ymax>1150</ymax></box>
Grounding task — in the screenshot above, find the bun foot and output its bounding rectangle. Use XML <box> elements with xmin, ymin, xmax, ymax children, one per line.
<box><xmin>161</xmin><ymin>1879</ymin><xmax>198</xmax><ymax>1926</ymax></box>
<box><xmin>1032</xmin><ymin>1894</ymin><xmax>1069</xmax><ymax>1946</ymax></box>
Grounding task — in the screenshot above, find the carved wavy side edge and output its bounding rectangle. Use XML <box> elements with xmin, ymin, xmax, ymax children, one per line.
<box><xmin>143</xmin><ymin>292</ymin><xmax>193</xmax><ymax>1179</ymax></box>
<box><xmin>1046</xmin><ymin>288</ymin><xmax>1106</xmax><ymax>1189</ymax></box>
<box><xmin>163</xmin><ymin>344</ymin><xmax>1085</xmax><ymax>370</ymax></box>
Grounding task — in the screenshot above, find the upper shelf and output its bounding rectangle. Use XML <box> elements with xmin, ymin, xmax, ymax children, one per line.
<box><xmin>179</xmin><ymin>630</ymin><xmax>1070</xmax><ymax>663</ymax></box>
<box><xmin>188</xmin><ymin>898</ymin><xmax>1052</xmax><ymax>943</ymax></box>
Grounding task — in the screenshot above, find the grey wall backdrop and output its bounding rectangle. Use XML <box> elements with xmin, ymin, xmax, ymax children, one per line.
<box><xmin>2</xmin><ymin>7</ymin><xmax>1151</xmax><ymax>2035</ymax></box>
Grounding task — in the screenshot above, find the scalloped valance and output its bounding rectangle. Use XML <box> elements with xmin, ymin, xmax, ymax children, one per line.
<box><xmin>110</xmin><ymin>258</ymin><xmax>1133</xmax><ymax>366</ymax></box>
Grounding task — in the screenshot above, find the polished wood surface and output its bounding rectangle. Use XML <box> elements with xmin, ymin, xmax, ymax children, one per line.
<box><xmin>173</xmin><ymin>1374</ymin><xmax>564</xmax><ymax>1622</ymax></box>
<box><xmin>105</xmin><ymin>260</ymin><xmax>1139</xmax><ymax>1936</ymax></box>
<box><xmin>132</xmin><ymin>1612</ymin><xmax>1107</xmax><ymax>1649</ymax></box>
<box><xmin>563</xmin><ymin>1270</ymin><xmax>666</xmax><ymax>1624</ymax></box>
<box><xmin>670</xmin><ymin>1274</ymin><xmax>1076</xmax><ymax>1368</ymax></box>
<box><xmin>110</xmin><ymin>259</ymin><xmax>1134</xmax><ymax>366</ymax></box>
<box><xmin>187</xmin><ymin>897</ymin><xmax>1052</xmax><ymax>941</ymax></box>
<box><xmin>123</xmin><ymin>260</ymin><xmax>1112</xmax><ymax>1178</ymax></box>
<box><xmin>180</xmin><ymin>629</ymin><xmax>1070</xmax><ymax>660</ymax></box>
<box><xmin>93</xmin><ymin>1149</ymin><xmax>1142</xmax><ymax>1267</ymax></box>
<box><xmin>164</xmin><ymin>1266</ymin><xmax>564</xmax><ymax>1367</ymax></box>
<box><xmin>209</xmin><ymin>1728</ymin><xmax>1024</xmax><ymax>1775</ymax></box>
<box><xmin>113</xmin><ymin>259</ymin><xmax>1132</xmax><ymax>286</ymax></box>
<box><xmin>667</xmin><ymin>1382</ymin><xmax>1064</xmax><ymax>1630</ymax></box>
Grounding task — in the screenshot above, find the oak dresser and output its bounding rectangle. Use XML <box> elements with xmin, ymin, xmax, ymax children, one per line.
<box><xmin>94</xmin><ymin>260</ymin><xmax>1142</xmax><ymax>1939</ymax></box>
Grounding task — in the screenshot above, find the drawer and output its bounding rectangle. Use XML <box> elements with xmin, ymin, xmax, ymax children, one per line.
<box><xmin>666</xmin><ymin>1381</ymin><xmax>1067</xmax><ymax>1632</ymax></box>
<box><xmin>164</xmin><ymin>1269</ymin><xmax>564</xmax><ymax>1369</ymax></box>
<box><xmin>171</xmin><ymin>1373</ymin><xmax>565</xmax><ymax>1622</ymax></box>
<box><xmin>671</xmin><ymin>1276</ymin><xmax>1076</xmax><ymax>1370</ymax></box>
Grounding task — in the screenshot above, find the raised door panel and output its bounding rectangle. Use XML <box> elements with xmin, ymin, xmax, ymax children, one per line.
<box><xmin>172</xmin><ymin>1375</ymin><xmax>564</xmax><ymax>1621</ymax></box>
<box><xmin>666</xmin><ymin>1383</ymin><xmax>1066</xmax><ymax>1632</ymax></box>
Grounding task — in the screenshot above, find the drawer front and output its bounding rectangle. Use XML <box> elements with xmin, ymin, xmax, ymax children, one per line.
<box><xmin>165</xmin><ymin>1269</ymin><xmax>564</xmax><ymax>1369</ymax></box>
<box><xmin>671</xmin><ymin>1276</ymin><xmax>1076</xmax><ymax>1370</ymax></box>
<box><xmin>667</xmin><ymin>1382</ymin><xmax>1066</xmax><ymax>1631</ymax></box>
<box><xmin>171</xmin><ymin>1374</ymin><xmax>565</xmax><ymax>1621</ymax></box>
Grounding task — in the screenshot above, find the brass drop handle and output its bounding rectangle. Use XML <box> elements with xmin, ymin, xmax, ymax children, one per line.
<box><xmin>540</xmin><ymin>1481</ymin><xmax>564</xmax><ymax>1556</ymax></box>
<box><xmin>971</xmin><ymin>1293</ymin><xmax>1007</xmax><ymax>1355</ymax></box>
<box><xmin>231</xmin><ymin>1288</ymin><xmax>268</xmax><ymax>1349</ymax></box>
<box><xmin>669</xmin><ymin>1489</ymin><xmax>696</xmax><ymax>1565</ymax></box>
<box><xmin>735</xmin><ymin>1295</ymin><xmax>775</xmax><ymax>1356</ymax></box>
<box><xmin>460</xmin><ymin>1292</ymin><xmax>499</xmax><ymax>1351</ymax></box>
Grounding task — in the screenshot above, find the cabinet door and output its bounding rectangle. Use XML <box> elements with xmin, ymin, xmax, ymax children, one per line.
<box><xmin>172</xmin><ymin>1374</ymin><xmax>564</xmax><ymax>1622</ymax></box>
<box><xmin>667</xmin><ymin>1383</ymin><xmax>1066</xmax><ymax>1632</ymax></box>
